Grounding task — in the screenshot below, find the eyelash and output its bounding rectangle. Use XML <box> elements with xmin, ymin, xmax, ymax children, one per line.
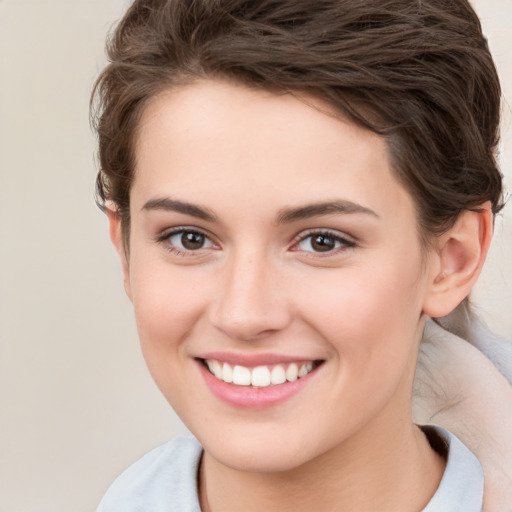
<box><xmin>156</xmin><ymin>227</ymin><xmax>217</xmax><ymax>257</ymax></box>
<box><xmin>290</xmin><ymin>229</ymin><xmax>356</xmax><ymax>255</ymax></box>
<box><xmin>156</xmin><ymin>227</ymin><xmax>356</xmax><ymax>257</ymax></box>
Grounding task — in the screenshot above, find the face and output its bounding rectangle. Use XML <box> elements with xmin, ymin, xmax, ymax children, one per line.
<box><xmin>117</xmin><ymin>79</ymin><xmax>437</xmax><ymax>473</ymax></box>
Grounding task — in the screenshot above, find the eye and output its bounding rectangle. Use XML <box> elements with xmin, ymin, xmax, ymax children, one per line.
<box><xmin>160</xmin><ymin>228</ymin><xmax>216</xmax><ymax>254</ymax></box>
<box><xmin>294</xmin><ymin>231</ymin><xmax>355</xmax><ymax>253</ymax></box>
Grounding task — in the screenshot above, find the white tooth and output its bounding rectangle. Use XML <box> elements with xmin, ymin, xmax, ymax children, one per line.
<box><xmin>298</xmin><ymin>363</ymin><xmax>309</xmax><ymax>378</ymax></box>
<box><xmin>222</xmin><ymin>362</ymin><xmax>233</xmax><ymax>383</ymax></box>
<box><xmin>233</xmin><ymin>365</ymin><xmax>251</xmax><ymax>386</ymax></box>
<box><xmin>270</xmin><ymin>365</ymin><xmax>286</xmax><ymax>385</ymax></box>
<box><xmin>306</xmin><ymin>362</ymin><xmax>313</xmax><ymax>372</ymax></box>
<box><xmin>209</xmin><ymin>360</ymin><xmax>223</xmax><ymax>379</ymax></box>
<box><xmin>286</xmin><ymin>363</ymin><xmax>298</xmax><ymax>382</ymax></box>
<box><xmin>251</xmin><ymin>366</ymin><xmax>271</xmax><ymax>387</ymax></box>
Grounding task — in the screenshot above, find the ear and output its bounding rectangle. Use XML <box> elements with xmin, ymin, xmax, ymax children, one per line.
<box><xmin>422</xmin><ymin>203</ymin><xmax>493</xmax><ymax>318</ymax></box>
<box><xmin>106</xmin><ymin>205</ymin><xmax>132</xmax><ymax>301</ymax></box>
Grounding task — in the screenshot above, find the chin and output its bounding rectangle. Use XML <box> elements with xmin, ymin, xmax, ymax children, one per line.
<box><xmin>210</xmin><ymin>443</ymin><xmax>313</xmax><ymax>474</ymax></box>
<box><xmin>196</xmin><ymin>424</ymin><xmax>332</xmax><ymax>474</ymax></box>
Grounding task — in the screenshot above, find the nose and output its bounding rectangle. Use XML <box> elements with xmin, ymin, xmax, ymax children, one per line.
<box><xmin>208</xmin><ymin>250</ymin><xmax>292</xmax><ymax>342</ymax></box>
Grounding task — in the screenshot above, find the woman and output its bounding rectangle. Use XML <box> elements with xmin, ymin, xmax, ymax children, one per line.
<box><xmin>92</xmin><ymin>0</ymin><xmax>512</xmax><ymax>510</ymax></box>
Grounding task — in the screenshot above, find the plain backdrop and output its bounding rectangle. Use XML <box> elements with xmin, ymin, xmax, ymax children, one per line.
<box><xmin>0</xmin><ymin>1</ymin><xmax>510</xmax><ymax>511</ymax></box>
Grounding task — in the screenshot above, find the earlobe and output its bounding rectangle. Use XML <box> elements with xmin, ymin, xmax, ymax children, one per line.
<box><xmin>422</xmin><ymin>203</ymin><xmax>493</xmax><ymax>318</ymax></box>
<box><xmin>106</xmin><ymin>205</ymin><xmax>132</xmax><ymax>301</ymax></box>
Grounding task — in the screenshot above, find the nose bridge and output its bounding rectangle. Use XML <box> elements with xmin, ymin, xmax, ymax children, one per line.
<box><xmin>210</xmin><ymin>246</ymin><xmax>290</xmax><ymax>341</ymax></box>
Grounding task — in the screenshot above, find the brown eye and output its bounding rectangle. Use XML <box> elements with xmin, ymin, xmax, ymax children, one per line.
<box><xmin>310</xmin><ymin>234</ymin><xmax>336</xmax><ymax>252</ymax></box>
<box><xmin>181</xmin><ymin>231</ymin><xmax>205</xmax><ymax>250</ymax></box>
<box><xmin>295</xmin><ymin>231</ymin><xmax>355</xmax><ymax>253</ymax></box>
<box><xmin>165</xmin><ymin>229</ymin><xmax>214</xmax><ymax>253</ymax></box>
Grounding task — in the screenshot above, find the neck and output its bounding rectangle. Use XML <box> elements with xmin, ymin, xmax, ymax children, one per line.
<box><xmin>199</xmin><ymin>413</ymin><xmax>445</xmax><ymax>512</ymax></box>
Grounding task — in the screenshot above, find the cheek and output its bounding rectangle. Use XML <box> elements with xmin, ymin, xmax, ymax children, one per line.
<box><xmin>128</xmin><ymin>262</ymin><xmax>210</xmax><ymax>413</ymax></box>
<box><xmin>129</xmin><ymin>258</ymin><xmax>208</xmax><ymax>358</ymax></box>
<box><xmin>296</xmin><ymin>253</ymin><xmax>425</xmax><ymax>365</ymax></box>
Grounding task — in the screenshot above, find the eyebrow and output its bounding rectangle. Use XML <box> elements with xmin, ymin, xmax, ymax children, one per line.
<box><xmin>142</xmin><ymin>197</ymin><xmax>217</xmax><ymax>222</ymax></box>
<box><xmin>142</xmin><ymin>197</ymin><xmax>378</xmax><ymax>224</ymax></box>
<box><xmin>277</xmin><ymin>200</ymin><xmax>379</xmax><ymax>224</ymax></box>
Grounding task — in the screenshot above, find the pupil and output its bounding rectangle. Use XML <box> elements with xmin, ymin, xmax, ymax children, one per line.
<box><xmin>181</xmin><ymin>232</ymin><xmax>204</xmax><ymax>250</ymax></box>
<box><xmin>312</xmin><ymin>235</ymin><xmax>335</xmax><ymax>252</ymax></box>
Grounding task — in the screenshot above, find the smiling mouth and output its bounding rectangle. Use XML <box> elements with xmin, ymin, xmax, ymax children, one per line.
<box><xmin>201</xmin><ymin>359</ymin><xmax>323</xmax><ymax>388</ymax></box>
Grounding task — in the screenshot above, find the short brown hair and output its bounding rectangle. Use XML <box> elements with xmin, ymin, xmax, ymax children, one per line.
<box><xmin>91</xmin><ymin>0</ymin><xmax>504</xmax><ymax>246</ymax></box>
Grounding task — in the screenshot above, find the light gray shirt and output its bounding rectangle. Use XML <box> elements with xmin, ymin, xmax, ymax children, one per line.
<box><xmin>96</xmin><ymin>426</ymin><xmax>483</xmax><ymax>512</ymax></box>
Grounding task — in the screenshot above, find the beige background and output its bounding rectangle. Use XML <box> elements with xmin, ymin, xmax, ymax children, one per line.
<box><xmin>0</xmin><ymin>1</ymin><xmax>510</xmax><ymax>511</ymax></box>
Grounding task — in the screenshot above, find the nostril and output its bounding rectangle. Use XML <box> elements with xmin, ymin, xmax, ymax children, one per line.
<box><xmin>208</xmin><ymin>297</ymin><xmax>293</xmax><ymax>342</ymax></box>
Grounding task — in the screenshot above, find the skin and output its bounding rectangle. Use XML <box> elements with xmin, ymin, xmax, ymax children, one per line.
<box><xmin>108</xmin><ymin>79</ymin><xmax>492</xmax><ymax>512</ymax></box>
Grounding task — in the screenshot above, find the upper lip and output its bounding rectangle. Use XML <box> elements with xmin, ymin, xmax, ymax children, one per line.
<box><xmin>196</xmin><ymin>351</ymin><xmax>323</xmax><ymax>367</ymax></box>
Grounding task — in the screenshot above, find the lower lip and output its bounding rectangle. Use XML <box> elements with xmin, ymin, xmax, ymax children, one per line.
<box><xmin>197</xmin><ymin>361</ymin><xmax>319</xmax><ymax>409</ymax></box>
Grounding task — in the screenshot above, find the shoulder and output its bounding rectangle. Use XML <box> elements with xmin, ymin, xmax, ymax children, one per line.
<box><xmin>434</xmin><ymin>308</ymin><xmax>512</xmax><ymax>385</ymax></box>
<box><xmin>96</xmin><ymin>436</ymin><xmax>203</xmax><ymax>512</ymax></box>
<box><xmin>421</xmin><ymin>425</ymin><xmax>484</xmax><ymax>512</ymax></box>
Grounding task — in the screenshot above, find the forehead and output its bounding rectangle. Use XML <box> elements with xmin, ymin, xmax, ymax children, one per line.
<box><xmin>132</xmin><ymin>79</ymin><xmax>416</xmax><ymax>224</ymax></box>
